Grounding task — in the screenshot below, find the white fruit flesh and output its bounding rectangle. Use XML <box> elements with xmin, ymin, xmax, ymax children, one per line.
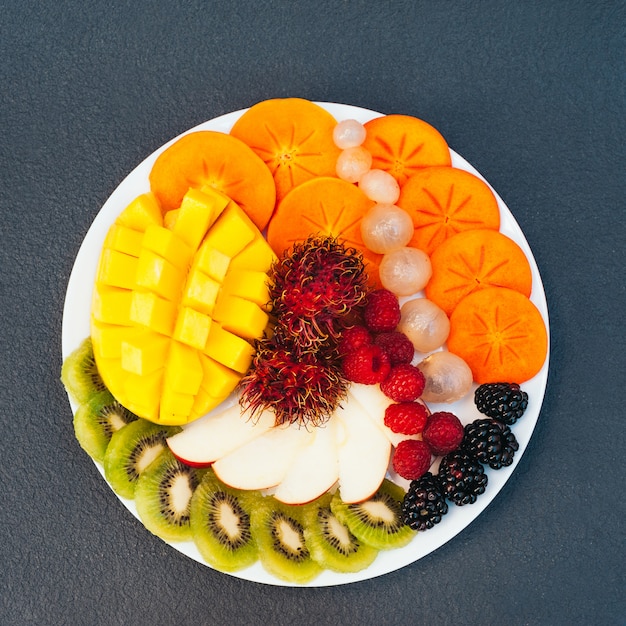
<box><xmin>166</xmin><ymin>402</ymin><xmax>275</xmax><ymax>465</ymax></box>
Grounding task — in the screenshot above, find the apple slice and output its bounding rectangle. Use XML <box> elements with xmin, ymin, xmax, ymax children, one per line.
<box><xmin>348</xmin><ymin>383</ymin><xmax>428</xmax><ymax>447</ymax></box>
<box><xmin>334</xmin><ymin>400</ymin><xmax>392</xmax><ymax>503</ymax></box>
<box><xmin>212</xmin><ymin>423</ymin><xmax>314</xmax><ymax>490</ymax></box>
<box><xmin>167</xmin><ymin>401</ymin><xmax>275</xmax><ymax>467</ymax></box>
<box><xmin>273</xmin><ymin>418</ymin><xmax>340</xmax><ymax>505</ymax></box>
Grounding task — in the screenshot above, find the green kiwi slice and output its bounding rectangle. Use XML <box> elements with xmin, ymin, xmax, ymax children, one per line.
<box><xmin>190</xmin><ymin>470</ymin><xmax>260</xmax><ymax>572</ymax></box>
<box><xmin>73</xmin><ymin>390</ymin><xmax>139</xmax><ymax>463</ymax></box>
<box><xmin>103</xmin><ymin>419</ymin><xmax>181</xmax><ymax>499</ymax></box>
<box><xmin>61</xmin><ymin>337</ymin><xmax>107</xmax><ymax>404</ymax></box>
<box><xmin>134</xmin><ymin>449</ymin><xmax>205</xmax><ymax>542</ymax></box>
<box><xmin>303</xmin><ymin>492</ymin><xmax>379</xmax><ymax>573</ymax></box>
<box><xmin>251</xmin><ymin>496</ymin><xmax>322</xmax><ymax>584</ymax></box>
<box><xmin>330</xmin><ymin>480</ymin><xmax>416</xmax><ymax>550</ymax></box>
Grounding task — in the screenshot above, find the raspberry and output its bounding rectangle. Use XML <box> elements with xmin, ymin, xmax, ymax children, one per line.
<box><xmin>392</xmin><ymin>439</ymin><xmax>432</xmax><ymax>481</ymax></box>
<box><xmin>379</xmin><ymin>363</ymin><xmax>425</xmax><ymax>402</ymax></box>
<box><xmin>422</xmin><ymin>411</ymin><xmax>464</xmax><ymax>456</ymax></box>
<box><xmin>337</xmin><ymin>325</ymin><xmax>372</xmax><ymax>356</ymax></box>
<box><xmin>363</xmin><ymin>289</ymin><xmax>401</xmax><ymax>333</ymax></box>
<box><xmin>374</xmin><ymin>331</ymin><xmax>414</xmax><ymax>365</ymax></box>
<box><xmin>341</xmin><ymin>344</ymin><xmax>391</xmax><ymax>385</ymax></box>
<box><xmin>384</xmin><ymin>402</ymin><xmax>429</xmax><ymax>435</ymax></box>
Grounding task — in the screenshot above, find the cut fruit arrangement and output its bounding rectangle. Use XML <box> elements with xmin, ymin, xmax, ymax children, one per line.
<box><xmin>61</xmin><ymin>98</ymin><xmax>549</xmax><ymax>586</ymax></box>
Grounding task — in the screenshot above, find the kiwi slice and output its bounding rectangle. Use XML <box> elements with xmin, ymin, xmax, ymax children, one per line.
<box><xmin>303</xmin><ymin>493</ymin><xmax>378</xmax><ymax>573</ymax></box>
<box><xmin>330</xmin><ymin>480</ymin><xmax>416</xmax><ymax>550</ymax></box>
<box><xmin>61</xmin><ymin>337</ymin><xmax>107</xmax><ymax>404</ymax></box>
<box><xmin>134</xmin><ymin>449</ymin><xmax>205</xmax><ymax>542</ymax></box>
<box><xmin>73</xmin><ymin>390</ymin><xmax>139</xmax><ymax>463</ymax></box>
<box><xmin>190</xmin><ymin>470</ymin><xmax>260</xmax><ymax>572</ymax></box>
<box><xmin>103</xmin><ymin>419</ymin><xmax>181</xmax><ymax>499</ymax></box>
<box><xmin>251</xmin><ymin>496</ymin><xmax>322</xmax><ymax>584</ymax></box>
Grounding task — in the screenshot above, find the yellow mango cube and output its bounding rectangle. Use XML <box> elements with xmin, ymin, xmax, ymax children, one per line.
<box><xmin>164</xmin><ymin>208</ymin><xmax>179</xmax><ymax>230</ymax></box>
<box><xmin>199</xmin><ymin>353</ymin><xmax>241</xmax><ymax>399</ymax></box>
<box><xmin>194</xmin><ymin>243</ymin><xmax>231</xmax><ymax>282</ymax></box>
<box><xmin>129</xmin><ymin>290</ymin><xmax>177</xmax><ymax>336</ymax></box>
<box><xmin>142</xmin><ymin>225</ymin><xmax>193</xmax><ymax>271</ymax></box>
<box><xmin>135</xmin><ymin>249</ymin><xmax>184</xmax><ymax>301</ymax></box>
<box><xmin>181</xmin><ymin>269</ymin><xmax>221</xmax><ymax>315</ymax></box>
<box><xmin>213</xmin><ymin>294</ymin><xmax>269</xmax><ymax>340</ymax></box>
<box><xmin>173</xmin><ymin>188</ymin><xmax>229</xmax><ymax>252</ymax></box>
<box><xmin>91</xmin><ymin>356</ymin><xmax>130</xmax><ymax>407</ymax></box>
<box><xmin>115</xmin><ymin>192</ymin><xmax>163</xmax><ymax>231</ymax></box>
<box><xmin>123</xmin><ymin>369</ymin><xmax>163</xmax><ymax>422</ymax></box>
<box><xmin>221</xmin><ymin>268</ymin><xmax>271</xmax><ymax>309</ymax></box>
<box><xmin>190</xmin><ymin>387</ymin><xmax>229</xmax><ymax>420</ymax></box>
<box><xmin>90</xmin><ymin>319</ymin><xmax>137</xmax><ymax>359</ymax></box>
<box><xmin>103</xmin><ymin>224</ymin><xmax>144</xmax><ymax>257</ymax></box>
<box><xmin>229</xmin><ymin>235</ymin><xmax>278</xmax><ymax>273</ymax></box>
<box><xmin>159</xmin><ymin>386</ymin><xmax>195</xmax><ymax>425</ymax></box>
<box><xmin>91</xmin><ymin>286</ymin><xmax>133</xmax><ymax>325</ymax></box>
<box><xmin>201</xmin><ymin>203</ymin><xmax>256</xmax><ymax>257</ymax></box>
<box><xmin>120</xmin><ymin>332</ymin><xmax>171</xmax><ymax>376</ymax></box>
<box><xmin>204</xmin><ymin>324</ymin><xmax>255</xmax><ymax>373</ymax></box>
<box><xmin>96</xmin><ymin>249</ymin><xmax>138</xmax><ymax>290</ymax></box>
<box><xmin>173</xmin><ymin>306</ymin><xmax>212</xmax><ymax>350</ymax></box>
<box><xmin>164</xmin><ymin>341</ymin><xmax>203</xmax><ymax>395</ymax></box>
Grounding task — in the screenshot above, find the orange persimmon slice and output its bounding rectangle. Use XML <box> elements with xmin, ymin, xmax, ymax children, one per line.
<box><xmin>230</xmin><ymin>98</ymin><xmax>341</xmax><ymax>204</ymax></box>
<box><xmin>425</xmin><ymin>229</ymin><xmax>532</xmax><ymax>316</ymax></box>
<box><xmin>447</xmin><ymin>286</ymin><xmax>548</xmax><ymax>384</ymax></box>
<box><xmin>397</xmin><ymin>166</ymin><xmax>501</xmax><ymax>255</ymax></box>
<box><xmin>266</xmin><ymin>177</ymin><xmax>382</xmax><ymax>282</ymax></box>
<box><xmin>149</xmin><ymin>131</ymin><xmax>276</xmax><ymax>231</ymax></box>
<box><xmin>362</xmin><ymin>114</ymin><xmax>451</xmax><ymax>186</ymax></box>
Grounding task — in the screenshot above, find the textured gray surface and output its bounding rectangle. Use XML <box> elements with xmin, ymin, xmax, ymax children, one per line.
<box><xmin>1</xmin><ymin>1</ymin><xmax>624</xmax><ymax>624</ymax></box>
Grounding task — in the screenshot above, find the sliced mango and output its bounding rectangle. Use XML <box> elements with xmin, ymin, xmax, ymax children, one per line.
<box><xmin>91</xmin><ymin>189</ymin><xmax>272</xmax><ymax>425</ymax></box>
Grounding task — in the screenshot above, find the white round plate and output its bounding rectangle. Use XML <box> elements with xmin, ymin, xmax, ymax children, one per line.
<box><xmin>62</xmin><ymin>102</ymin><xmax>550</xmax><ymax>587</ymax></box>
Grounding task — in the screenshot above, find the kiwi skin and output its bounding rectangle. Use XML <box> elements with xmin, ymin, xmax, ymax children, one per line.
<box><xmin>61</xmin><ymin>337</ymin><xmax>107</xmax><ymax>404</ymax></box>
<box><xmin>134</xmin><ymin>449</ymin><xmax>205</xmax><ymax>543</ymax></box>
<box><xmin>190</xmin><ymin>470</ymin><xmax>260</xmax><ymax>572</ymax></box>
<box><xmin>103</xmin><ymin>419</ymin><xmax>181</xmax><ymax>500</ymax></box>
<box><xmin>330</xmin><ymin>479</ymin><xmax>416</xmax><ymax>551</ymax></box>
<box><xmin>303</xmin><ymin>493</ymin><xmax>378</xmax><ymax>573</ymax></box>
<box><xmin>251</xmin><ymin>496</ymin><xmax>322</xmax><ymax>584</ymax></box>
<box><xmin>73</xmin><ymin>390</ymin><xmax>139</xmax><ymax>463</ymax></box>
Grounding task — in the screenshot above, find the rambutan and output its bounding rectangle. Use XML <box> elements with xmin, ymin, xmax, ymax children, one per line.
<box><xmin>238</xmin><ymin>335</ymin><xmax>349</xmax><ymax>427</ymax></box>
<box><xmin>268</xmin><ymin>235</ymin><xmax>368</xmax><ymax>350</ymax></box>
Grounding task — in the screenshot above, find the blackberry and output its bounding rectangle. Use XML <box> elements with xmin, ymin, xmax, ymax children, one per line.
<box><xmin>462</xmin><ymin>419</ymin><xmax>519</xmax><ymax>470</ymax></box>
<box><xmin>474</xmin><ymin>382</ymin><xmax>528</xmax><ymax>425</ymax></box>
<box><xmin>401</xmin><ymin>472</ymin><xmax>448</xmax><ymax>531</ymax></box>
<box><xmin>438</xmin><ymin>450</ymin><xmax>488</xmax><ymax>506</ymax></box>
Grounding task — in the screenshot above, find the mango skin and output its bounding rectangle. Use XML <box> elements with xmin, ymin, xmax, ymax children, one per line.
<box><xmin>91</xmin><ymin>187</ymin><xmax>277</xmax><ymax>425</ymax></box>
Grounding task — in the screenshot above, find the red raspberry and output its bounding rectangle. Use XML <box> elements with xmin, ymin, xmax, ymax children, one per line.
<box><xmin>338</xmin><ymin>325</ymin><xmax>372</xmax><ymax>356</ymax></box>
<box><xmin>384</xmin><ymin>401</ymin><xmax>429</xmax><ymax>435</ymax></box>
<box><xmin>379</xmin><ymin>363</ymin><xmax>426</xmax><ymax>402</ymax></box>
<box><xmin>374</xmin><ymin>331</ymin><xmax>414</xmax><ymax>365</ymax></box>
<box><xmin>363</xmin><ymin>289</ymin><xmax>401</xmax><ymax>333</ymax></box>
<box><xmin>422</xmin><ymin>411</ymin><xmax>464</xmax><ymax>456</ymax></box>
<box><xmin>342</xmin><ymin>344</ymin><xmax>391</xmax><ymax>385</ymax></box>
<box><xmin>392</xmin><ymin>439</ymin><xmax>432</xmax><ymax>480</ymax></box>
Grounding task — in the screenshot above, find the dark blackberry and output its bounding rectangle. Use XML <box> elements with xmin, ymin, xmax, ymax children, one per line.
<box><xmin>461</xmin><ymin>419</ymin><xmax>519</xmax><ymax>470</ymax></box>
<box><xmin>438</xmin><ymin>450</ymin><xmax>488</xmax><ymax>506</ymax></box>
<box><xmin>401</xmin><ymin>472</ymin><xmax>448</xmax><ymax>531</ymax></box>
<box><xmin>474</xmin><ymin>382</ymin><xmax>528</xmax><ymax>425</ymax></box>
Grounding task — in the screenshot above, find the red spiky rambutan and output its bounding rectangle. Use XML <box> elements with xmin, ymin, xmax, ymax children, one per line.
<box><xmin>238</xmin><ymin>336</ymin><xmax>349</xmax><ymax>427</ymax></box>
<box><xmin>268</xmin><ymin>235</ymin><xmax>368</xmax><ymax>349</ymax></box>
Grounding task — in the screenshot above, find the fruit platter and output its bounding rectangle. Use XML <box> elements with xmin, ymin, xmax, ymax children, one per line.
<box><xmin>61</xmin><ymin>98</ymin><xmax>549</xmax><ymax>587</ymax></box>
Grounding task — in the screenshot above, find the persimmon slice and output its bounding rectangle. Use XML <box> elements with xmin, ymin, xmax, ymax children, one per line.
<box><xmin>447</xmin><ymin>286</ymin><xmax>548</xmax><ymax>384</ymax></box>
<box><xmin>362</xmin><ymin>114</ymin><xmax>451</xmax><ymax>186</ymax></box>
<box><xmin>266</xmin><ymin>177</ymin><xmax>381</xmax><ymax>281</ymax></box>
<box><xmin>149</xmin><ymin>131</ymin><xmax>276</xmax><ymax>231</ymax></box>
<box><xmin>398</xmin><ymin>166</ymin><xmax>501</xmax><ymax>255</ymax></box>
<box><xmin>425</xmin><ymin>229</ymin><xmax>532</xmax><ymax>316</ymax></box>
<box><xmin>230</xmin><ymin>98</ymin><xmax>341</xmax><ymax>204</ymax></box>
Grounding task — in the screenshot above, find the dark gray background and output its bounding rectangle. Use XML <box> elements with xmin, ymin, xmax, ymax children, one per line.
<box><xmin>2</xmin><ymin>1</ymin><xmax>624</xmax><ymax>624</ymax></box>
